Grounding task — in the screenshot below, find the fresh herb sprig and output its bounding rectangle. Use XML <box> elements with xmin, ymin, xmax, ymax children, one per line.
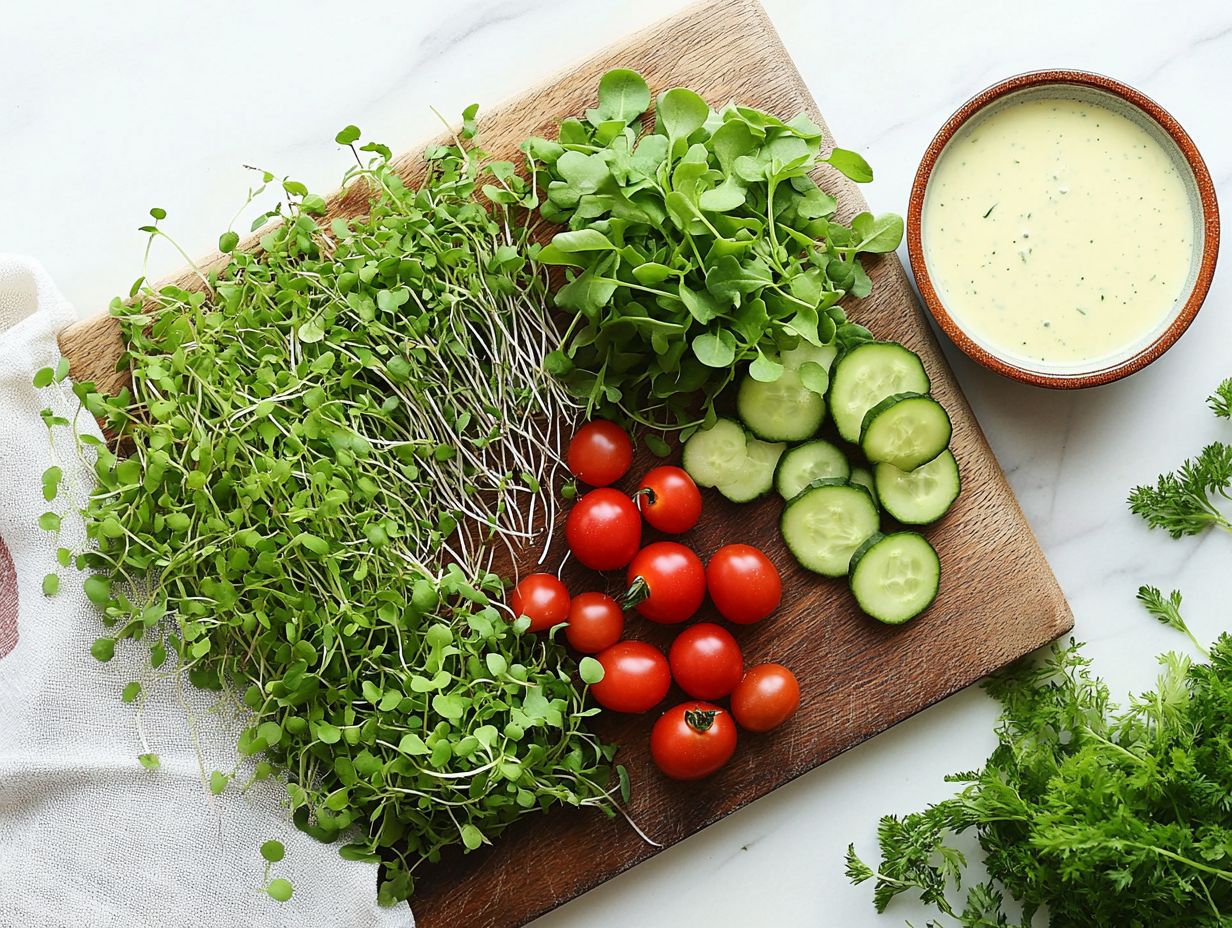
<box><xmin>1208</xmin><ymin>377</ymin><xmax>1232</xmax><ymax>419</ymax></box>
<box><xmin>1129</xmin><ymin>391</ymin><xmax>1232</xmax><ymax>537</ymax></box>
<box><xmin>41</xmin><ymin>114</ymin><xmax>620</xmax><ymax>904</ymax></box>
<box><xmin>524</xmin><ymin>69</ymin><xmax>901</xmax><ymax>433</ymax></box>
<box><xmin>1138</xmin><ymin>585</ymin><xmax>1209</xmax><ymax>656</ymax></box>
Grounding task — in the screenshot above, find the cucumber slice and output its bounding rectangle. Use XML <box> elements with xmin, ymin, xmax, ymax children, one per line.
<box><xmin>829</xmin><ymin>342</ymin><xmax>930</xmax><ymax>443</ymax></box>
<box><xmin>737</xmin><ymin>369</ymin><xmax>825</xmax><ymax>442</ymax></box>
<box><xmin>780</xmin><ymin>481</ymin><xmax>879</xmax><ymax>577</ymax></box>
<box><xmin>849</xmin><ymin>531</ymin><xmax>940</xmax><ymax>624</ymax></box>
<box><xmin>716</xmin><ymin>438</ymin><xmax>785</xmax><ymax>503</ymax></box>
<box><xmin>781</xmin><ymin>341</ymin><xmax>838</xmax><ymax>372</ymax></box>
<box><xmin>860</xmin><ymin>393</ymin><xmax>952</xmax><ymax>471</ymax></box>
<box><xmin>849</xmin><ymin>466</ymin><xmax>877</xmax><ymax>505</ymax></box>
<box><xmin>775</xmin><ymin>439</ymin><xmax>850</xmax><ymax>500</ymax></box>
<box><xmin>875</xmin><ymin>450</ymin><xmax>960</xmax><ymax>525</ymax></box>
<box><xmin>682</xmin><ymin>418</ymin><xmax>746</xmax><ymax>487</ymax></box>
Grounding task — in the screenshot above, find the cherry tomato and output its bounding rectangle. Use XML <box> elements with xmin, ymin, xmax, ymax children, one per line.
<box><xmin>565</xmin><ymin>592</ymin><xmax>625</xmax><ymax>654</ymax></box>
<box><xmin>509</xmin><ymin>573</ymin><xmax>571</xmax><ymax>633</ymax></box>
<box><xmin>706</xmin><ymin>544</ymin><xmax>782</xmax><ymax>624</ymax></box>
<box><xmin>650</xmin><ymin>701</ymin><xmax>738</xmax><ymax>781</ymax></box>
<box><xmin>567</xmin><ymin>420</ymin><xmax>633</xmax><ymax>487</ymax></box>
<box><xmin>566</xmin><ymin>489</ymin><xmax>642</xmax><ymax>571</ymax></box>
<box><xmin>625</xmin><ymin>541</ymin><xmax>706</xmax><ymax>624</ymax></box>
<box><xmin>636</xmin><ymin>466</ymin><xmax>702</xmax><ymax>534</ymax></box>
<box><xmin>668</xmin><ymin>622</ymin><xmax>744</xmax><ymax>700</ymax></box>
<box><xmin>590</xmin><ymin>640</ymin><xmax>671</xmax><ymax>713</ymax></box>
<box><xmin>730</xmin><ymin>663</ymin><xmax>801</xmax><ymax>732</ymax></box>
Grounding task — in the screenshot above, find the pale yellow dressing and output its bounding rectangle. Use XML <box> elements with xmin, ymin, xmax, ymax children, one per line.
<box><xmin>922</xmin><ymin>96</ymin><xmax>1195</xmax><ymax>367</ymax></box>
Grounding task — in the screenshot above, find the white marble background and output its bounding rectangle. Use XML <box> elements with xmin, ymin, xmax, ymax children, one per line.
<box><xmin>4</xmin><ymin>1</ymin><xmax>1231</xmax><ymax>924</ymax></box>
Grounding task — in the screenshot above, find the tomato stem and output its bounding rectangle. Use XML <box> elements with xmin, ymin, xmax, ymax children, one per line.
<box><xmin>632</xmin><ymin>487</ymin><xmax>656</xmax><ymax>508</ymax></box>
<box><xmin>684</xmin><ymin>709</ymin><xmax>718</xmax><ymax>733</ymax></box>
<box><xmin>621</xmin><ymin>575</ymin><xmax>650</xmax><ymax>611</ymax></box>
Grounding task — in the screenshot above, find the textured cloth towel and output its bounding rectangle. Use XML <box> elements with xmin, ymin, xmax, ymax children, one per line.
<box><xmin>0</xmin><ymin>255</ymin><xmax>414</xmax><ymax>928</ymax></box>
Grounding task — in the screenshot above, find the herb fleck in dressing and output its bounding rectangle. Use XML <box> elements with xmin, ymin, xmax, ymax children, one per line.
<box><xmin>922</xmin><ymin>97</ymin><xmax>1194</xmax><ymax>366</ymax></box>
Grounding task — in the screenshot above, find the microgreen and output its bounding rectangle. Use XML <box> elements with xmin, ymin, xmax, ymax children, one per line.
<box><xmin>526</xmin><ymin>69</ymin><xmax>899</xmax><ymax>431</ymax></box>
<box><xmin>266</xmin><ymin>878</ymin><xmax>294</xmax><ymax>903</ymax></box>
<box><xmin>51</xmin><ymin>114</ymin><xmax>619</xmax><ymax>905</ymax></box>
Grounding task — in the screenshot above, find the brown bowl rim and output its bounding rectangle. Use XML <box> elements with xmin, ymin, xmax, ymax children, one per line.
<box><xmin>906</xmin><ymin>69</ymin><xmax>1221</xmax><ymax>389</ymax></box>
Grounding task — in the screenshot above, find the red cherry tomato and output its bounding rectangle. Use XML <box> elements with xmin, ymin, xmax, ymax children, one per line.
<box><xmin>625</xmin><ymin>541</ymin><xmax>706</xmax><ymax>624</ymax></box>
<box><xmin>706</xmin><ymin>544</ymin><xmax>782</xmax><ymax>624</ymax></box>
<box><xmin>565</xmin><ymin>592</ymin><xmax>625</xmax><ymax>654</ymax></box>
<box><xmin>730</xmin><ymin>663</ymin><xmax>801</xmax><ymax>732</ymax></box>
<box><xmin>650</xmin><ymin>701</ymin><xmax>738</xmax><ymax>781</ymax></box>
<box><xmin>668</xmin><ymin>623</ymin><xmax>744</xmax><ymax>700</ymax></box>
<box><xmin>636</xmin><ymin>466</ymin><xmax>702</xmax><ymax>534</ymax></box>
<box><xmin>509</xmin><ymin>573</ymin><xmax>571</xmax><ymax>633</ymax></box>
<box><xmin>590</xmin><ymin>641</ymin><xmax>671</xmax><ymax>713</ymax></box>
<box><xmin>567</xmin><ymin>420</ymin><xmax>633</xmax><ymax>487</ymax></box>
<box><xmin>566</xmin><ymin>489</ymin><xmax>642</xmax><ymax>571</ymax></box>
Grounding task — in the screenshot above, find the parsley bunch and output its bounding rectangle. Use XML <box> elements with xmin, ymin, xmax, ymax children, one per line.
<box><xmin>524</xmin><ymin>69</ymin><xmax>901</xmax><ymax>434</ymax></box>
<box><xmin>848</xmin><ymin>634</ymin><xmax>1232</xmax><ymax>927</ymax></box>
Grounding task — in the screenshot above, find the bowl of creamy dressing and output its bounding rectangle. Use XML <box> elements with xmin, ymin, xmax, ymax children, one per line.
<box><xmin>908</xmin><ymin>70</ymin><xmax>1219</xmax><ymax>388</ymax></box>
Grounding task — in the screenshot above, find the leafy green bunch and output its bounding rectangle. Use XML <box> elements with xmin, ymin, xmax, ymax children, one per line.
<box><xmin>848</xmin><ymin>634</ymin><xmax>1232</xmax><ymax>928</ymax></box>
<box><xmin>523</xmin><ymin>68</ymin><xmax>903</xmax><ymax>433</ymax></box>
<box><xmin>38</xmin><ymin>115</ymin><xmax>617</xmax><ymax>904</ymax></box>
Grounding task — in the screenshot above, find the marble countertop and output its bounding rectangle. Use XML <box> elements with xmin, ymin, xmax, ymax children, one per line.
<box><xmin>4</xmin><ymin>1</ymin><xmax>1230</xmax><ymax>924</ymax></box>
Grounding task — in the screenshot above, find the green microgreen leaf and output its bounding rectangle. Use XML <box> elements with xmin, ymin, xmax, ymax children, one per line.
<box><xmin>260</xmin><ymin>839</ymin><xmax>286</xmax><ymax>863</ymax></box>
<box><xmin>266</xmin><ymin>878</ymin><xmax>294</xmax><ymax>903</ymax></box>
<box><xmin>578</xmin><ymin>656</ymin><xmax>605</xmax><ymax>685</ymax></box>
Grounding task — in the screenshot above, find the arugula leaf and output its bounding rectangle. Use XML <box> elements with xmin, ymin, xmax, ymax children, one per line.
<box><xmin>848</xmin><ymin>212</ymin><xmax>905</xmax><ymax>254</ymax></box>
<box><xmin>595</xmin><ymin>68</ymin><xmax>650</xmax><ymax>124</ymax></box>
<box><xmin>824</xmin><ymin>147</ymin><xmax>874</xmax><ymax>182</ymax></box>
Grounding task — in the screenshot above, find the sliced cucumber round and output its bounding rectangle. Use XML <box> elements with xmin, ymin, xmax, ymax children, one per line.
<box><xmin>875</xmin><ymin>450</ymin><xmax>960</xmax><ymax>525</ymax></box>
<box><xmin>849</xmin><ymin>466</ymin><xmax>877</xmax><ymax>506</ymax></box>
<box><xmin>716</xmin><ymin>437</ymin><xmax>785</xmax><ymax>503</ymax></box>
<box><xmin>849</xmin><ymin>531</ymin><xmax>940</xmax><ymax>624</ymax></box>
<box><xmin>737</xmin><ymin>369</ymin><xmax>825</xmax><ymax>442</ymax></box>
<box><xmin>829</xmin><ymin>342</ymin><xmax>930</xmax><ymax>443</ymax></box>
<box><xmin>775</xmin><ymin>439</ymin><xmax>850</xmax><ymax>500</ymax></box>
<box><xmin>780</xmin><ymin>481</ymin><xmax>879</xmax><ymax>577</ymax></box>
<box><xmin>860</xmin><ymin>393</ymin><xmax>952</xmax><ymax>471</ymax></box>
<box><xmin>682</xmin><ymin>418</ymin><xmax>746</xmax><ymax>487</ymax></box>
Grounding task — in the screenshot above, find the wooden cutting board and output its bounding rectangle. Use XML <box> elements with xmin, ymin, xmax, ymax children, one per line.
<box><xmin>57</xmin><ymin>1</ymin><xmax>1073</xmax><ymax>925</ymax></box>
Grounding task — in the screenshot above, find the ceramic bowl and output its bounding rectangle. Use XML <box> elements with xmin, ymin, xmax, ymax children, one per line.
<box><xmin>907</xmin><ymin>69</ymin><xmax>1220</xmax><ymax>388</ymax></box>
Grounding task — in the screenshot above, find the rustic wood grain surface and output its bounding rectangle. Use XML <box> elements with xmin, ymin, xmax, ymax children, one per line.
<box><xmin>57</xmin><ymin>1</ymin><xmax>1073</xmax><ymax>925</ymax></box>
